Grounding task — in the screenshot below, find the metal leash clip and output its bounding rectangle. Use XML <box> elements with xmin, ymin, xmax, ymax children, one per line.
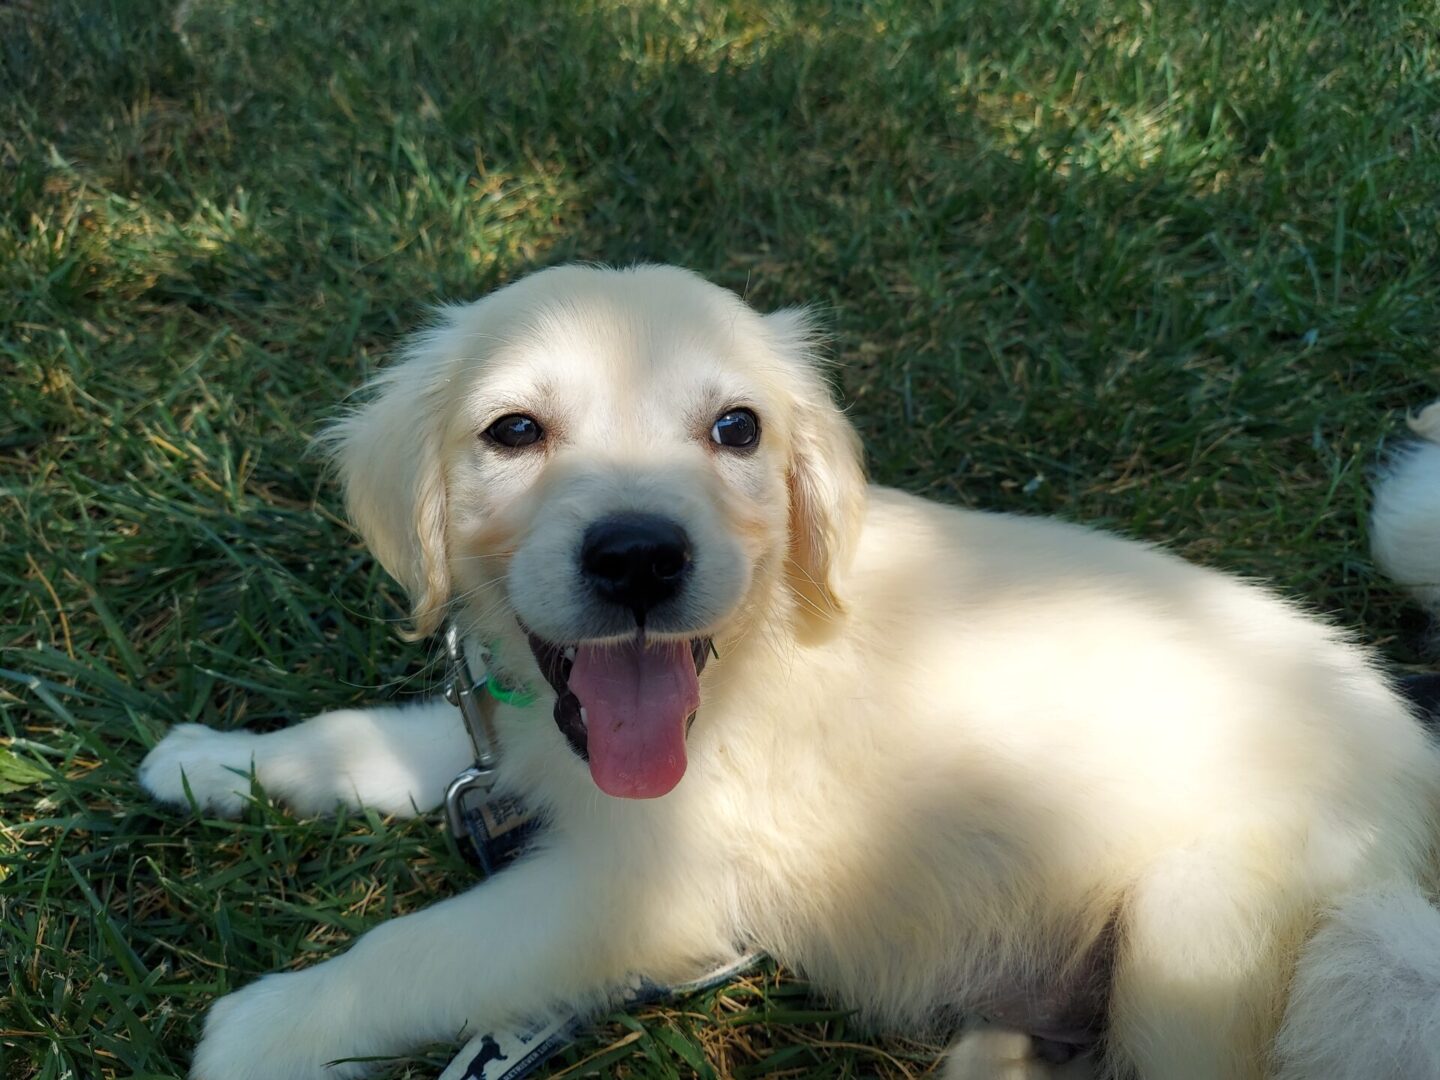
<box><xmin>441</xmin><ymin>625</ymin><xmax>542</xmax><ymax>874</ymax></box>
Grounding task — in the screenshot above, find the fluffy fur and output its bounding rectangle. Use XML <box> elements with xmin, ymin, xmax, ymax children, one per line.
<box><xmin>1273</xmin><ymin>888</ymin><xmax>1440</xmax><ymax>1079</ymax></box>
<box><xmin>140</xmin><ymin>266</ymin><xmax>1440</xmax><ymax>1079</ymax></box>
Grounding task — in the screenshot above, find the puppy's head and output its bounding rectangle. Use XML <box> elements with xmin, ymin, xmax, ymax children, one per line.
<box><xmin>326</xmin><ymin>265</ymin><xmax>865</xmax><ymax>798</ymax></box>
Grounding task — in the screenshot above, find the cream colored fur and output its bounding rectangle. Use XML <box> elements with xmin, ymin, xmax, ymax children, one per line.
<box><xmin>140</xmin><ymin>267</ymin><xmax>1440</xmax><ymax>1080</ymax></box>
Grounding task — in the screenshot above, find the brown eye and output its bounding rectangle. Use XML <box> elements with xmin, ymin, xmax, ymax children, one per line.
<box><xmin>485</xmin><ymin>413</ymin><xmax>543</xmax><ymax>448</ymax></box>
<box><xmin>711</xmin><ymin>408</ymin><xmax>759</xmax><ymax>449</ymax></box>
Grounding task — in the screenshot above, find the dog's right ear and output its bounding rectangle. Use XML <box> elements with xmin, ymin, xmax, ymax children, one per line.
<box><xmin>322</xmin><ymin>313</ymin><xmax>468</xmax><ymax>640</ymax></box>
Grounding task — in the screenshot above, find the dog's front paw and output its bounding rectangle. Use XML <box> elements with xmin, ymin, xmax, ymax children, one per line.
<box><xmin>139</xmin><ymin>724</ymin><xmax>260</xmax><ymax>817</ymax></box>
<box><xmin>191</xmin><ymin>971</ymin><xmax>365</xmax><ymax>1080</ymax></box>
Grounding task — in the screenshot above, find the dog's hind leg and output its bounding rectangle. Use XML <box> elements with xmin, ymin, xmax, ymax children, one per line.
<box><xmin>139</xmin><ymin>699</ymin><xmax>470</xmax><ymax>817</ymax></box>
<box><xmin>1104</xmin><ymin>843</ymin><xmax>1307</xmax><ymax>1080</ymax></box>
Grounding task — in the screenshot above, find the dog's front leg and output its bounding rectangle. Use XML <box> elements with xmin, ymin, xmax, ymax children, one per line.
<box><xmin>188</xmin><ymin>838</ymin><xmax>726</xmax><ymax>1080</ymax></box>
<box><xmin>140</xmin><ymin>700</ymin><xmax>471</xmax><ymax>818</ymax></box>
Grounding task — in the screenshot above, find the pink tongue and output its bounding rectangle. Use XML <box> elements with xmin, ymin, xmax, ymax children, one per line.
<box><xmin>567</xmin><ymin>639</ymin><xmax>700</xmax><ymax>799</ymax></box>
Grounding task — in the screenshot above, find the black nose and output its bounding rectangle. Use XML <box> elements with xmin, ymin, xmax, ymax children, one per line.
<box><xmin>580</xmin><ymin>514</ymin><xmax>691</xmax><ymax>620</ymax></box>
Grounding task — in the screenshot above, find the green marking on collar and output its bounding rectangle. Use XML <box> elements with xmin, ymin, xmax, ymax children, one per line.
<box><xmin>483</xmin><ymin>676</ymin><xmax>535</xmax><ymax>708</ymax></box>
<box><xmin>479</xmin><ymin>638</ymin><xmax>535</xmax><ymax>707</ymax></box>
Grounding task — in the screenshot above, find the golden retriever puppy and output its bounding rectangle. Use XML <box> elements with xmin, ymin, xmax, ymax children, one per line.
<box><xmin>140</xmin><ymin>265</ymin><xmax>1440</xmax><ymax>1080</ymax></box>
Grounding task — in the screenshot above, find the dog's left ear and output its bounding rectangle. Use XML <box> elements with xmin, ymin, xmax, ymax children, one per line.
<box><xmin>765</xmin><ymin>309</ymin><xmax>867</xmax><ymax>630</ymax></box>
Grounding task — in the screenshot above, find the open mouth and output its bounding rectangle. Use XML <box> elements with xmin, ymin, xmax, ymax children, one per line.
<box><xmin>527</xmin><ymin>632</ymin><xmax>712</xmax><ymax>800</ymax></box>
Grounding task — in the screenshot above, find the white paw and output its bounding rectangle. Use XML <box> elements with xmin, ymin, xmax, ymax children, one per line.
<box><xmin>944</xmin><ymin>1021</ymin><xmax>1094</xmax><ymax>1080</ymax></box>
<box><xmin>190</xmin><ymin>971</ymin><xmax>366</xmax><ymax>1080</ymax></box>
<box><xmin>139</xmin><ymin>724</ymin><xmax>261</xmax><ymax>816</ymax></box>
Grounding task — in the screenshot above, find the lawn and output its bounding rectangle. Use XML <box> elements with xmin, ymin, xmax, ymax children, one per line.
<box><xmin>2</xmin><ymin>0</ymin><xmax>1438</xmax><ymax>1077</ymax></box>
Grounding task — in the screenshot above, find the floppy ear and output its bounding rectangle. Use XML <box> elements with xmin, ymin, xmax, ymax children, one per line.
<box><xmin>322</xmin><ymin>314</ymin><xmax>466</xmax><ymax>640</ymax></box>
<box><xmin>765</xmin><ymin>308</ymin><xmax>867</xmax><ymax>630</ymax></box>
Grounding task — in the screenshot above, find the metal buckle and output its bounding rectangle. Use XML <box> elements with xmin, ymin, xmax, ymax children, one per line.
<box><xmin>441</xmin><ymin>626</ymin><xmax>545</xmax><ymax>873</ymax></box>
<box><xmin>445</xmin><ymin>766</ymin><xmax>542</xmax><ymax>875</ymax></box>
<box><xmin>444</xmin><ymin>625</ymin><xmax>499</xmax><ymax>769</ymax></box>
<box><xmin>444</xmin><ymin>765</ymin><xmax>494</xmax><ymax>869</ymax></box>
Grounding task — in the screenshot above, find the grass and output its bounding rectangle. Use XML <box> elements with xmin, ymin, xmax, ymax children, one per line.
<box><xmin>2</xmin><ymin>0</ymin><xmax>1438</xmax><ymax>1076</ymax></box>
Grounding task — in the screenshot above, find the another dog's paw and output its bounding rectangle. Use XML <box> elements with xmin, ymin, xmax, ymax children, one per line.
<box><xmin>944</xmin><ymin>1021</ymin><xmax>1094</xmax><ymax>1080</ymax></box>
<box><xmin>190</xmin><ymin>972</ymin><xmax>365</xmax><ymax>1080</ymax></box>
<box><xmin>139</xmin><ymin>725</ymin><xmax>260</xmax><ymax>817</ymax></box>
